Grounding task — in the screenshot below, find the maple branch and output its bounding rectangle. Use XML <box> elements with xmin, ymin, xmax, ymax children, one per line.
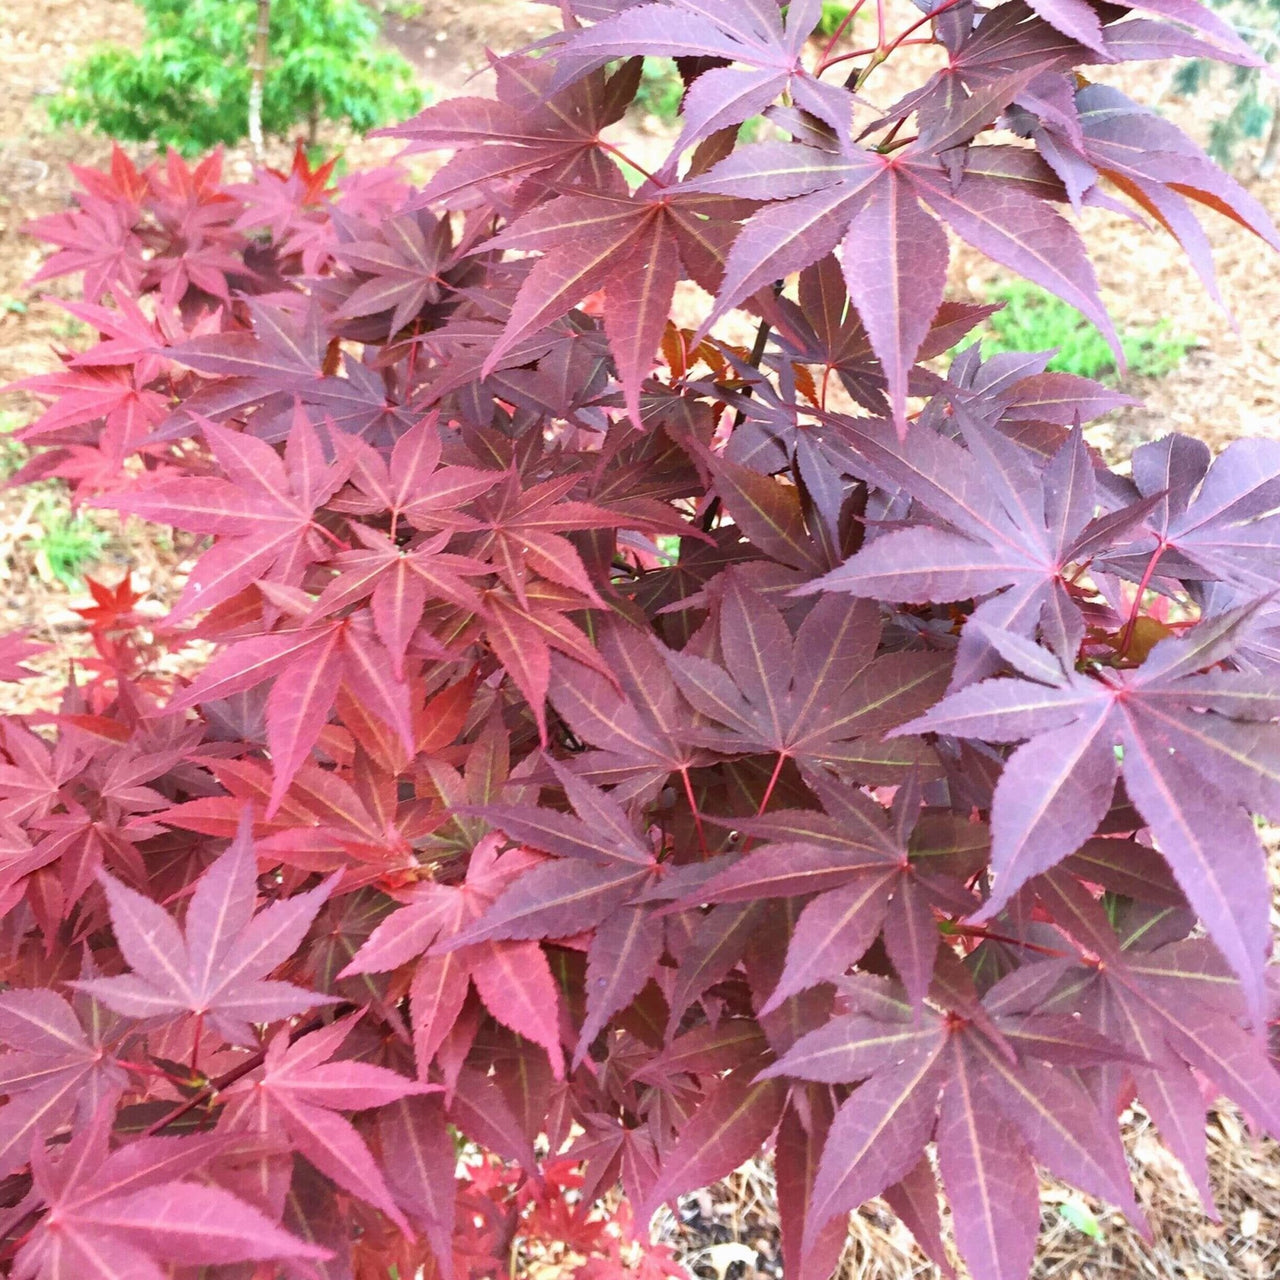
<box><xmin>679</xmin><ymin>765</ymin><xmax>710</xmax><ymax>859</ymax></box>
<box><xmin>597</xmin><ymin>138</ymin><xmax>662</xmax><ymax>186</ymax></box>
<box><xmin>822</xmin><ymin>38</ymin><xmax>932</xmax><ymax>73</ymax></box>
<box><xmin>309</xmin><ymin>517</ymin><xmax>350</xmax><ymax>551</ymax></box>
<box><xmin>815</xmin><ymin>0</ymin><xmax>871</xmax><ymax>72</ymax></box>
<box><xmin>944</xmin><ymin>923</ymin><xmax>1074</xmax><ymax>959</ymax></box>
<box><xmin>882</xmin><ymin>0</ymin><xmax>970</xmax><ymax>58</ymax></box>
<box><xmin>730</xmin><ymin>752</ymin><xmax>790</xmax><ymax>859</ymax></box>
<box><xmin>141</xmin><ymin>1009</ymin><xmax>337</xmax><ymax>1138</ymax></box>
<box><xmin>757</xmin><ymin>754</ymin><xmax>786</xmax><ymax>815</ymax></box>
<box><xmin>118</xmin><ymin>1058</ymin><xmax>193</xmax><ymax>1087</ymax></box>
<box><xmin>702</xmin><ymin>292</ymin><xmax>779</xmax><ymax>532</ymax></box>
<box><xmin>851</xmin><ymin>0</ymin><xmax>972</xmax><ymax>88</ymax></box>
<box><xmin>1115</xmin><ymin>538</ymin><xmax>1169</xmax><ymax>662</ymax></box>
<box><xmin>1066</xmin><ymin>559</ymin><xmax>1094</xmax><ymax>587</ymax></box>
<box><xmin>0</xmin><ymin>1227</ymin><xmax>35</xmax><ymax>1270</ymax></box>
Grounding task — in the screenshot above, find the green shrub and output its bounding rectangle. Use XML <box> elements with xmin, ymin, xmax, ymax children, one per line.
<box><xmin>970</xmin><ymin>280</ymin><xmax>1196</xmax><ymax>382</ymax></box>
<box><xmin>816</xmin><ymin>3</ymin><xmax>856</xmax><ymax>38</ymax></box>
<box><xmin>50</xmin><ymin>0</ymin><xmax>423</xmax><ymax>154</ymax></box>
<box><xmin>1170</xmin><ymin>0</ymin><xmax>1280</xmax><ymax>175</ymax></box>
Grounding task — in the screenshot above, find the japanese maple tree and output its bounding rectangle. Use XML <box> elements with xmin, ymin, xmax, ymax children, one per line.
<box><xmin>4</xmin><ymin>2</ymin><xmax>1280</xmax><ymax>1277</ymax></box>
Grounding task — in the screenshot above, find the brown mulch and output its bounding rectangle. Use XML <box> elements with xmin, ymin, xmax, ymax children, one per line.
<box><xmin>650</xmin><ymin>1104</ymin><xmax>1280</xmax><ymax>1280</ymax></box>
<box><xmin>1</xmin><ymin>3</ymin><xmax>1278</xmax><ymax>1278</ymax></box>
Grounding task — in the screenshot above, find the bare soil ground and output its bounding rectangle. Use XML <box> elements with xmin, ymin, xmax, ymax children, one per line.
<box><xmin>0</xmin><ymin>3</ymin><xmax>1278</xmax><ymax>1278</ymax></box>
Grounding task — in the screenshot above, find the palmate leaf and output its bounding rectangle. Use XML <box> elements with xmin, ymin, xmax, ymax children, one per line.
<box><xmin>328</xmin><ymin>416</ymin><xmax>502</xmax><ymax>530</ymax></box>
<box><xmin>465</xmin><ymin>468</ymin><xmax>637</xmax><ymax>605</ymax></box>
<box><xmin>0</xmin><ymin>989</ymin><xmax>126</xmax><ymax>1180</ymax></box>
<box><xmin>684</xmin><ymin>770</ymin><xmax>981</xmax><ymax>1008</ymax></box>
<box><xmin>16</xmin><ymin>1105</ymin><xmax>326</xmax><ymax>1279</ymax></box>
<box><xmin>309</xmin><ymin>525</ymin><xmax>491</xmax><ymax>679</ymax></box>
<box><xmin>0</xmin><ymin>716</ymin><xmax>189</xmax><ymax>923</ymax></box>
<box><xmin>895</xmin><ymin>606</ymin><xmax>1280</xmax><ymax>1020</ymax></box>
<box><xmin>1027</xmin><ymin>83</ymin><xmax>1280</xmax><ymax>307</ymax></box>
<box><xmin>172</xmin><ymin>609</ymin><xmax>414</xmax><ymax>816</ymax></box>
<box><xmin>160</xmin><ymin>300</ymin><xmax>332</xmax><ymax>433</ymax></box>
<box><xmin>157</xmin><ymin>751</ymin><xmax>444</xmax><ymax>887</ymax></box>
<box><xmin>889</xmin><ymin>1</ymin><xmax>1259</xmax><ymax>145</ymax></box>
<box><xmin>95</xmin><ymin>413</ymin><xmax>352</xmax><ymax>625</ymax></box>
<box><xmin>330</xmin><ymin>207</ymin><xmax>467</xmax><ymax>335</ymax></box>
<box><xmin>771</xmin><ymin>254</ymin><xmax>950</xmax><ymax>416</ymax></box>
<box><xmin>340</xmin><ymin>834</ymin><xmax>568</xmax><ymax>1079</ymax></box>
<box><xmin>802</xmin><ymin>417</ymin><xmax>1159</xmax><ymax>682</ymax></box>
<box><xmin>547</xmin><ymin>617</ymin><xmax>717</xmax><ymax>801</ymax></box>
<box><xmin>375</xmin><ymin>1093</ymin><xmax>458</xmax><ymax>1276</ymax></box>
<box><xmin>15</xmin><ymin>363</ymin><xmax>168</xmax><ymax>458</ymax></box>
<box><xmin>444</xmin><ymin>761</ymin><xmax>663</xmax><ymax>1063</ymax></box>
<box><xmin>1036</xmin><ymin>880</ymin><xmax>1280</xmax><ymax>1195</ymax></box>
<box><xmin>478</xmin><ymin>580</ymin><xmax>620</xmax><ymax>745</ymax></box>
<box><xmin>559</xmin><ymin>0</ymin><xmax>847</xmax><ymax>149</ymax></box>
<box><xmin>683</xmin><ymin>65</ymin><xmax>1119</xmax><ymax>435</ymax></box>
<box><xmin>219</xmin><ymin>1014</ymin><xmax>432</xmax><ymax>1235</ymax></box>
<box><xmin>77</xmin><ymin>815</ymin><xmax>337</xmax><ymax>1043</ymax></box>
<box><xmin>663</xmin><ymin>574</ymin><xmax>948</xmax><ymax>778</ymax></box>
<box><xmin>475</xmin><ymin>183</ymin><xmax>740</xmax><ymax>427</ymax></box>
<box><xmin>771</xmin><ymin>956</ymin><xmax>1140</xmax><ymax>1278</ymax></box>
<box><xmin>634</xmin><ymin>1070</ymin><xmax>788</xmax><ymax>1220</ymax></box>
<box><xmin>385</xmin><ymin>56</ymin><xmax>640</xmax><ymax>207</ymax></box>
<box><xmin>1103</xmin><ymin>435</ymin><xmax>1280</xmax><ymax>595</ymax></box>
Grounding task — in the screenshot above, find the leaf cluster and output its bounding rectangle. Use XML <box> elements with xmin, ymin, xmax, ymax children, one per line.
<box><xmin>4</xmin><ymin>4</ymin><xmax>1280</xmax><ymax>1279</ymax></box>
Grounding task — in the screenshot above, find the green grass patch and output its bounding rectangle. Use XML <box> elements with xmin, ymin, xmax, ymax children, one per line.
<box><xmin>0</xmin><ymin>413</ymin><xmax>110</xmax><ymax>587</ymax></box>
<box><xmin>815</xmin><ymin>2</ymin><xmax>858</xmax><ymax>38</ymax></box>
<box><xmin>0</xmin><ymin>411</ymin><xmax>29</xmax><ymax>479</ymax></box>
<box><xmin>967</xmin><ymin>281</ymin><xmax>1196</xmax><ymax>382</ymax></box>
<box><xmin>33</xmin><ymin>505</ymin><xmax>109</xmax><ymax>588</ymax></box>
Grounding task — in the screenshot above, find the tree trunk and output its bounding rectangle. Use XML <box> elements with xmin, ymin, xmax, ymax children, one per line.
<box><xmin>248</xmin><ymin>0</ymin><xmax>271</xmax><ymax>160</ymax></box>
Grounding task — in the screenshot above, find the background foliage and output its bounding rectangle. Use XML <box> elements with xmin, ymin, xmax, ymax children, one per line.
<box><xmin>1172</xmin><ymin>0</ymin><xmax>1280</xmax><ymax>173</ymax></box>
<box><xmin>49</xmin><ymin>0</ymin><xmax>423</xmax><ymax>153</ymax></box>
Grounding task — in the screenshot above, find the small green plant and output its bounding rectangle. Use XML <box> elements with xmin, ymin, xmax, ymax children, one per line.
<box><xmin>0</xmin><ymin>411</ymin><xmax>27</xmax><ymax>478</ymax></box>
<box><xmin>633</xmin><ymin>59</ymin><xmax>685</xmax><ymax>123</ymax></box>
<box><xmin>629</xmin><ymin>61</ymin><xmax>766</xmax><ymax>142</ymax></box>
<box><xmin>1</xmin><ymin>416</ymin><xmax>108</xmax><ymax>584</ymax></box>
<box><xmin>816</xmin><ymin>3</ymin><xmax>857</xmax><ymax>38</ymax></box>
<box><xmin>31</xmin><ymin>504</ymin><xmax>109</xmax><ymax>588</ymax></box>
<box><xmin>371</xmin><ymin>0</ymin><xmax>421</xmax><ymax>19</ymax></box>
<box><xmin>969</xmin><ymin>280</ymin><xmax>1196</xmax><ymax>382</ymax></box>
<box><xmin>50</xmin><ymin>0</ymin><xmax>423</xmax><ymax>154</ymax></box>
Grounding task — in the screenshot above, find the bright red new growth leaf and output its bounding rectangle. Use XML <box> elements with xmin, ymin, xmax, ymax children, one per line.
<box><xmin>3</xmin><ymin>3</ymin><xmax>1279</xmax><ymax>1278</ymax></box>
